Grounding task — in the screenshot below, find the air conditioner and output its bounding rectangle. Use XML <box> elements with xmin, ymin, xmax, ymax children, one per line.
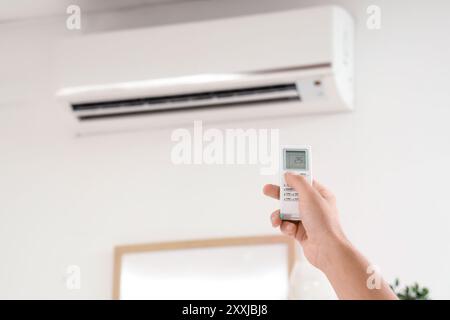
<box><xmin>55</xmin><ymin>5</ymin><xmax>354</xmax><ymax>134</ymax></box>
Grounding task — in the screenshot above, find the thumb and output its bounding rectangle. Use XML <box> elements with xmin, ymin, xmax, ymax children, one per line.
<box><xmin>284</xmin><ymin>172</ymin><xmax>313</xmax><ymax>195</ymax></box>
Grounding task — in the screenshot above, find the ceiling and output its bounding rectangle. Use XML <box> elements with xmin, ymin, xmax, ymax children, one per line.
<box><xmin>0</xmin><ymin>0</ymin><xmax>189</xmax><ymax>22</ymax></box>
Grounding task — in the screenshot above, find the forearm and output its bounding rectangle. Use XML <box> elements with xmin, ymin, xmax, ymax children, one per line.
<box><xmin>321</xmin><ymin>239</ymin><xmax>398</xmax><ymax>300</ymax></box>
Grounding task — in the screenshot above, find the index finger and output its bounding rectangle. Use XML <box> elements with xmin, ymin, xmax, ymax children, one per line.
<box><xmin>263</xmin><ymin>184</ymin><xmax>280</xmax><ymax>199</ymax></box>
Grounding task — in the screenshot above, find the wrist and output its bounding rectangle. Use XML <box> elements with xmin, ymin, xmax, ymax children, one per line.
<box><xmin>317</xmin><ymin>234</ymin><xmax>354</xmax><ymax>275</ymax></box>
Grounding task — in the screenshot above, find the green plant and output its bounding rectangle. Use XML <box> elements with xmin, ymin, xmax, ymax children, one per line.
<box><xmin>390</xmin><ymin>278</ymin><xmax>430</xmax><ymax>300</ymax></box>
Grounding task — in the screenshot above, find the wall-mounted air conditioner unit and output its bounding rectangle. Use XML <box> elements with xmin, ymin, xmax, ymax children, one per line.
<box><xmin>55</xmin><ymin>5</ymin><xmax>354</xmax><ymax>134</ymax></box>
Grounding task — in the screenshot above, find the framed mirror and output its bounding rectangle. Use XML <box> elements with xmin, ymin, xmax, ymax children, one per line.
<box><xmin>113</xmin><ymin>235</ymin><xmax>295</xmax><ymax>300</ymax></box>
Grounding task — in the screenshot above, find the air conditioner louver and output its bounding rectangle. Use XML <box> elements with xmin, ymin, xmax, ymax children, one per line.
<box><xmin>72</xmin><ymin>83</ymin><xmax>300</xmax><ymax>121</ymax></box>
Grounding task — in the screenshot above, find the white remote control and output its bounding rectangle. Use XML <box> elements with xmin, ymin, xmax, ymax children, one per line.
<box><xmin>280</xmin><ymin>146</ymin><xmax>312</xmax><ymax>221</ymax></box>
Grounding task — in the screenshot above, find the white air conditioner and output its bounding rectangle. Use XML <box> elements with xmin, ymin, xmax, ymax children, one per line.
<box><xmin>55</xmin><ymin>5</ymin><xmax>354</xmax><ymax>134</ymax></box>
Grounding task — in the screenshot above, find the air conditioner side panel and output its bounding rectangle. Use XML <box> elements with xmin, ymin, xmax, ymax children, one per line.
<box><xmin>331</xmin><ymin>6</ymin><xmax>355</xmax><ymax>110</ymax></box>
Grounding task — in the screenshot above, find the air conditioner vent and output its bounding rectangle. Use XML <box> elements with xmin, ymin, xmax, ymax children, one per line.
<box><xmin>72</xmin><ymin>83</ymin><xmax>300</xmax><ymax>121</ymax></box>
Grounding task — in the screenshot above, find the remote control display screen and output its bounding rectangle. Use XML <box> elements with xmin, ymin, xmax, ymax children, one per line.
<box><xmin>285</xmin><ymin>150</ymin><xmax>307</xmax><ymax>170</ymax></box>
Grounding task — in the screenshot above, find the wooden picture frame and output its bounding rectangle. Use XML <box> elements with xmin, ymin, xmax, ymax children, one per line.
<box><xmin>112</xmin><ymin>235</ymin><xmax>296</xmax><ymax>299</ymax></box>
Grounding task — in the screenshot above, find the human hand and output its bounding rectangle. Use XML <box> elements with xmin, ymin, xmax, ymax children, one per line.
<box><xmin>264</xmin><ymin>173</ymin><xmax>398</xmax><ymax>299</ymax></box>
<box><xmin>263</xmin><ymin>172</ymin><xmax>349</xmax><ymax>272</ymax></box>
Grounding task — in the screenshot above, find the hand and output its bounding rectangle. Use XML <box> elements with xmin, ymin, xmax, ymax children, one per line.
<box><xmin>263</xmin><ymin>172</ymin><xmax>349</xmax><ymax>272</ymax></box>
<box><xmin>264</xmin><ymin>173</ymin><xmax>398</xmax><ymax>299</ymax></box>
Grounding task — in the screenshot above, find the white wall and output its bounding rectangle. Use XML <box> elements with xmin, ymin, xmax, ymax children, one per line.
<box><xmin>1</xmin><ymin>0</ymin><xmax>450</xmax><ymax>299</ymax></box>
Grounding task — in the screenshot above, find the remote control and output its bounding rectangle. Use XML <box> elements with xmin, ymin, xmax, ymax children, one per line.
<box><xmin>280</xmin><ymin>146</ymin><xmax>312</xmax><ymax>221</ymax></box>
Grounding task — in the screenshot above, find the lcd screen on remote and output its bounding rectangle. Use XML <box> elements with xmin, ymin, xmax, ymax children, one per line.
<box><xmin>285</xmin><ymin>151</ymin><xmax>307</xmax><ymax>170</ymax></box>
